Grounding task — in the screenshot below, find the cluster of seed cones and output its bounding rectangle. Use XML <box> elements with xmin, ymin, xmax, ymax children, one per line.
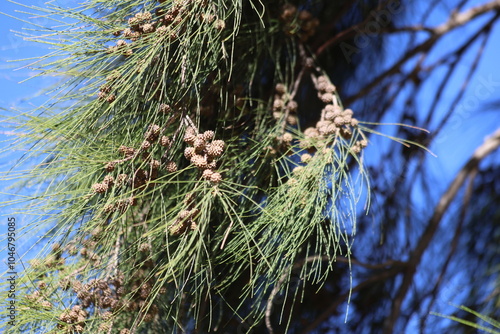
<box><xmin>273</xmin><ymin>83</ymin><xmax>298</xmax><ymax>126</ymax></box>
<box><xmin>299</xmin><ymin>75</ymin><xmax>367</xmax><ymax>153</ymax></box>
<box><xmin>183</xmin><ymin>127</ymin><xmax>225</xmax><ymax>184</ymax></box>
<box><xmin>57</xmin><ymin>305</ymin><xmax>88</xmax><ymax>333</ymax></box>
<box><xmin>92</xmin><ymin>123</ymin><xmax>177</xmax><ymax>214</ymax></box>
<box><xmin>279</xmin><ymin>4</ymin><xmax>320</xmax><ymax>42</ymax></box>
<box><xmin>65</xmin><ymin>266</ymin><xmax>163</xmax><ymax>333</ymax></box>
<box><xmin>169</xmin><ymin>192</ymin><xmax>200</xmax><ymax>236</ymax></box>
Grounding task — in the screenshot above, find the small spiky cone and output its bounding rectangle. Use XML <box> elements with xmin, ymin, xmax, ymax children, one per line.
<box><xmin>282</xmin><ymin>132</ymin><xmax>293</xmax><ymax>144</ymax></box>
<box><xmin>202</xmin><ymin>130</ymin><xmax>215</xmax><ymax>141</ymax></box>
<box><xmin>193</xmin><ymin>137</ymin><xmax>206</xmax><ymax>152</ymax></box>
<box><xmin>150</xmin><ymin>159</ymin><xmax>161</xmax><ymax>170</ymax></box>
<box><xmin>334</xmin><ymin>116</ymin><xmax>344</xmax><ymax>127</ymax></box>
<box><xmin>169</xmin><ymin>219</ymin><xmax>191</xmax><ymax>236</ymax></box>
<box><xmin>159</xmin><ymin>103</ymin><xmax>172</xmax><ymax>113</ymax></box>
<box><xmin>103</xmin><ymin>175</ymin><xmax>114</xmax><ymax>186</ymax></box>
<box><xmin>105</xmin><ymin>161</ymin><xmax>115</xmax><ymax>172</ymax></box>
<box><xmin>145</xmin><ymin>124</ymin><xmax>161</xmax><ymax>141</ymax></box>
<box><xmin>206</xmin><ymin>140</ymin><xmax>225</xmax><ymax>158</ymax></box>
<box><xmin>160</xmin><ymin>135</ymin><xmax>171</xmax><ymax>147</ymax></box>
<box><xmin>275</xmin><ymin>83</ymin><xmax>287</xmax><ymax>95</ymax></box>
<box><xmin>287</xmin><ymin>100</ymin><xmax>298</xmax><ymax>112</ymax></box>
<box><xmin>273</xmin><ymin>98</ymin><xmax>284</xmax><ymax>111</ymax></box>
<box><xmin>141</xmin><ymin>140</ymin><xmax>152</xmax><ymax>150</ymax></box>
<box><xmin>184</xmin><ymin>128</ymin><xmax>197</xmax><ymax>144</ymax></box>
<box><xmin>115</xmin><ymin>174</ymin><xmax>128</xmax><ymax>186</ymax></box>
<box><xmin>292</xmin><ymin>166</ymin><xmax>304</xmax><ymax>175</ymax></box>
<box><xmin>119</xmin><ymin>145</ymin><xmax>135</xmax><ymax>157</ymax></box>
<box><xmin>320</xmin><ymin>93</ymin><xmax>334</xmax><ymax>103</ymax></box>
<box><xmin>165</xmin><ymin>161</ymin><xmax>178</xmax><ymax>173</ymax></box>
<box><xmin>209</xmin><ymin>172</ymin><xmax>222</xmax><ymax>184</ymax></box>
<box><xmin>116</xmin><ymin>39</ymin><xmax>127</xmax><ymax>47</ymax></box>
<box><xmin>304</xmin><ymin>127</ymin><xmax>320</xmax><ymax>138</ymax></box>
<box><xmin>106</xmin><ymin>94</ymin><xmax>116</xmax><ymax>103</ymax></box>
<box><xmin>286</xmin><ymin>115</ymin><xmax>298</xmax><ymax>125</ymax></box>
<box><xmin>92</xmin><ymin>183</ymin><xmax>108</xmax><ymax>193</ymax></box>
<box><xmin>202</xmin><ymin>169</ymin><xmax>213</xmax><ymax>180</ymax></box>
<box><xmin>191</xmin><ymin>154</ymin><xmax>208</xmax><ymax>169</ymax></box>
<box><xmin>141</xmin><ymin>23</ymin><xmax>155</xmax><ymax>33</ymax></box>
<box><xmin>351</xmin><ymin>145</ymin><xmax>362</xmax><ymax>154</ymax></box>
<box><xmin>301</xmin><ymin>153</ymin><xmax>313</xmax><ymax>163</ymax></box>
<box><xmin>214</xmin><ymin>19</ymin><xmax>225</xmax><ymax>31</ymax></box>
<box><xmin>325</xmin><ymin>83</ymin><xmax>336</xmax><ymax>93</ymax></box>
<box><xmin>184</xmin><ymin>147</ymin><xmax>195</xmax><ymax>159</ymax></box>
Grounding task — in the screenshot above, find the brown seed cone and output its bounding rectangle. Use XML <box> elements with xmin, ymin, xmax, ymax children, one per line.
<box><xmin>169</xmin><ymin>219</ymin><xmax>191</xmax><ymax>236</ymax></box>
<box><xmin>145</xmin><ymin>124</ymin><xmax>161</xmax><ymax>141</ymax></box>
<box><xmin>273</xmin><ymin>98</ymin><xmax>284</xmax><ymax>111</ymax></box>
<box><xmin>141</xmin><ymin>140</ymin><xmax>152</xmax><ymax>150</ymax></box>
<box><xmin>202</xmin><ymin>130</ymin><xmax>215</xmax><ymax>141</ymax></box>
<box><xmin>150</xmin><ymin>159</ymin><xmax>161</xmax><ymax>170</ymax></box>
<box><xmin>207</xmin><ymin>140</ymin><xmax>225</xmax><ymax>157</ymax></box>
<box><xmin>301</xmin><ymin>153</ymin><xmax>313</xmax><ymax>163</ymax></box>
<box><xmin>105</xmin><ymin>162</ymin><xmax>116</xmax><ymax>172</ymax></box>
<box><xmin>286</xmin><ymin>115</ymin><xmax>298</xmax><ymax>125</ymax></box>
<box><xmin>214</xmin><ymin>19</ymin><xmax>225</xmax><ymax>31</ymax></box>
<box><xmin>207</xmin><ymin>160</ymin><xmax>217</xmax><ymax>169</ymax></box>
<box><xmin>282</xmin><ymin>132</ymin><xmax>293</xmax><ymax>144</ymax></box>
<box><xmin>190</xmin><ymin>155</ymin><xmax>208</xmax><ymax>169</ymax></box>
<box><xmin>92</xmin><ymin>183</ymin><xmax>108</xmax><ymax>194</ymax></box>
<box><xmin>275</xmin><ymin>83</ymin><xmax>287</xmax><ymax>95</ymax></box>
<box><xmin>160</xmin><ymin>136</ymin><xmax>170</xmax><ymax>147</ymax></box>
<box><xmin>141</xmin><ymin>23</ymin><xmax>155</xmax><ymax>33</ymax></box>
<box><xmin>209</xmin><ymin>172</ymin><xmax>222</xmax><ymax>184</ymax></box>
<box><xmin>184</xmin><ymin>132</ymin><xmax>197</xmax><ymax>145</ymax></box>
<box><xmin>165</xmin><ymin>161</ymin><xmax>178</xmax><ymax>173</ymax></box>
<box><xmin>304</xmin><ymin>127</ymin><xmax>320</xmax><ymax>138</ymax></box>
<box><xmin>193</xmin><ymin>138</ymin><xmax>206</xmax><ymax>152</ymax></box>
<box><xmin>119</xmin><ymin>145</ymin><xmax>135</xmax><ymax>157</ymax></box>
<box><xmin>159</xmin><ymin>103</ymin><xmax>172</xmax><ymax>113</ymax></box>
<box><xmin>287</xmin><ymin>100</ymin><xmax>298</xmax><ymax>112</ymax></box>
<box><xmin>115</xmin><ymin>174</ymin><xmax>128</xmax><ymax>186</ymax></box>
<box><xmin>106</xmin><ymin>94</ymin><xmax>116</xmax><ymax>103</ymax></box>
<box><xmin>202</xmin><ymin>169</ymin><xmax>214</xmax><ymax>180</ymax></box>
<box><xmin>116</xmin><ymin>40</ymin><xmax>127</xmax><ymax>48</ymax></box>
<box><xmin>184</xmin><ymin>147</ymin><xmax>195</xmax><ymax>159</ymax></box>
<box><xmin>103</xmin><ymin>175</ymin><xmax>115</xmax><ymax>186</ymax></box>
<box><xmin>320</xmin><ymin>93</ymin><xmax>334</xmax><ymax>104</ymax></box>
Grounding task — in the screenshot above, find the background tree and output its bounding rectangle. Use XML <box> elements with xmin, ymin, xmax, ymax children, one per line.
<box><xmin>1</xmin><ymin>0</ymin><xmax>499</xmax><ymax>333</ymax></box>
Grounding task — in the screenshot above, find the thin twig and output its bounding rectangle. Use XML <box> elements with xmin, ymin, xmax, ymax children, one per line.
<box><xmin>419</xmin><ymin>168</ymin><xmax>477</xmax><ymax>332</ymax></box>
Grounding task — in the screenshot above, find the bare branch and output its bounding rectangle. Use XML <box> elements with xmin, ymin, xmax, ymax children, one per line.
<box><xmin>345</xmin><ymin>0</ymin><xmax>500</xmax><ymax>105</ymax></box>
<box><xmin>383</xmin><ymin>127</ymin><xmax>500</xmax><ymax>334</ymax></box>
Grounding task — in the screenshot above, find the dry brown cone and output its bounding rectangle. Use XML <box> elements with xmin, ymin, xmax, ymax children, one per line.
<box><xmin>209</xmin><ymin>172</ymin><xmax>222</xmax><ymax>184</ymax></box>
<box><xmin>92</xmin><ymin>183</ymin><xmax>108</xmax><ymax>194</ymax></box>
<box><xmin>184</xmin><ymin>128</ymin><xmax>197</xmax><ymax>144</ymax></box>
<box><xmin>165</xmin><ymin>161</ymin><xmax>178</xmax><ymax>173</ymax></box>
<box><xmin>160</xmin><ymin>135</ymin><xmax>170</xmax><ymax>147</ymax></box>
<box><xmin>105</xmin><ymin>161</ymin><xmax>116</xmax><ymax>172</ymax></box>
<box><xmin>206</xmin><ymin>140</ymin><xmax>225</xmax><ymax>158</ymax></box>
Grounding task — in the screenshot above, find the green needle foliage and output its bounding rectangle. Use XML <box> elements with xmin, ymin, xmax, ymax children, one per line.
<box><xmin>1</xmin><ymin>0</ymin><xmax>425</xmax><ymax>333</ymax></box>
